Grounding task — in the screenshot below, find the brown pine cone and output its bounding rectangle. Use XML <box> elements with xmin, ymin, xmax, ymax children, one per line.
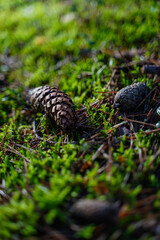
<box><xmin>27</xmin><ymin>86</ymin><xmax>77</xmax><ymax>130</ymax></box>
<box><xmin>70</xmin><ymin>199</ymin><xmax>119</xmax><ymax>224</ymax></box>
<box><xmin>114</xmin><ymin>82</ymin><xmax>147</xmax><ymax>113</ymax></box>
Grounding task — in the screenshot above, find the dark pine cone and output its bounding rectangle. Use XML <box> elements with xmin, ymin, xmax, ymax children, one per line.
<box><xmin>27</xmin><ymin>86</ymin><xmax>77</xmax><ymax>130</ymax></box>
<box><xmin>114</xmin><ymin>82</ymin><xmax>147</xmax><ymax>113</ymax></box>
<box><xmin>70</xmin><ymin>199</ymin><xmax>119</xmax><ymax>224</ymax></box>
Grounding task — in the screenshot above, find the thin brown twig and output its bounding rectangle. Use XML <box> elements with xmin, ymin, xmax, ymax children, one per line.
<box><xmin>143</xmin><ymin>127</ymin><xmax>160</xmax><ymax>135</ymax></box>
<box><xmin>91</xmin><ymin>143</ymin><xmax>107</xmax><ymax>161</ymax></box>
<box><xmin>106</xmin><ymin>69</ymin><xmax>117</xmax><ymax>90</ymax></box>
<box><xmin>1</xmin><ymin>124</ymin><xmax>9</xmax><ymax>147</ymax></box>
<box><xmin>4</xmin><ymin>144</ymin><xmax>31</xmax><ymax>163</ymax></box>
<box><xmin>107</xmin><ymin>121</ymin><xmax>128</xmax><ymax>133</ymax></box>
<box><xmin>121</xmin><ymin>117</ymin><xmax>156</xmax><ymax>127</ymax></box>
<box><xmin>133</xmin><ymin>128</ymin><xmax>144</xmax><ymax>170</ymax></box>
<box><xmin>149</xmin><ymin>149</ymin><xmax>160</xmax><ymax>167</ymax></box>
<box><xmin>14</xmin><ymin>143</ymin><xmax>35</xmax><ymax>153</ymax></box>
<box><xmin>135</xmin><ymin>86</ymin><xmax>158</xmax><ymax>111</ymax></box>
<box><xmin>106</xmin><ymin>136</ymin><xmax>113</xmax><ymax>174</ymax></box>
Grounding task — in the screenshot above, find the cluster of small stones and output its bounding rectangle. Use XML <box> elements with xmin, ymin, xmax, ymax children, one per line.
<box><xmin>27</xmin><ymin>86</ymin><xmax>77</xmax><ymax>130</ymax></box>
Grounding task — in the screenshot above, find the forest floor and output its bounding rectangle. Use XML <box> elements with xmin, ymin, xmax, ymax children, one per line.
<box><xmin>0</xmin><ymin>0</ymin><xmax>160</xmax><ymax>239</ymax></box>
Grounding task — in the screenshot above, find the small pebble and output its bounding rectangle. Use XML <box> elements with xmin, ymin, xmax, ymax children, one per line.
<box><xmin>156</xmin><ymin>107</ymin><xmax>160</xmax><ymax>116</ymax></box>
<box><xmin>156</xmin><ymin>122</ymin><xmax>160</xmax><ymax>128</ymax></box>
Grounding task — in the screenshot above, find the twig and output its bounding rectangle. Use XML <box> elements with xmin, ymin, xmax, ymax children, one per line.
<box><xmin>106</xmin><ymin>69</ymin><xmax>117</xmax><ymax>90</ymax></box>
<box><xmin>0</xmin><ymin>189</ymin><xmax>9</xmax><ymax>200</ymax></box>
<box><xmin>35</xmin><ymin>113</ymin><xmax>46</xmax><ymax>133</ymax></box>
<box><xmin>122</xmin><ymin>172</ymin><xmax>130</xmax><ymax>187</ymax></box>
<box><xmin>53</xmin><ymin>56</ymin><xmax>73</xmax><ymax>70</ymax></box>
<box><xmin>107</xmin><ymin>121</ymin><xmax>128</xmax><ymax>133</ymax></box>
<box><xmin>1</xmin><ymin>124</ymin><xmax>9</xmax><ymax>147</ymax></box>
<box><xmin>141</xmin><ymin>65</ymin><xmax>160</xmax><ymax>75</ymax></box>
<box><xmin>4</xmin><ymin>144</ymin><xmax>31</xmax><ymax>163</ymax></box>
<box><xmin>149</xmin><ymin>149</ymin><xmax>160</xmax><ymax>167</ymax></box>
<box><xmin>92</xmin><ymin>143</ymin><xmax>107</xmax><ymax>161</ymax></box>
<box><xmin>35</xmin><ymin>135</ymin><xmax>77</xmax><ymax>145</ymax></box>
<box><xmin>143</xmin><ymin>127</ymin><xmax>160</xmax><ymax>135</ymax></box>
<box><xmin>114</xmin><ymin>60</ymin><xmax>153</xmax><ymax>70</ymax></box>
<box><xmin>145</xmin><ymin>102</ymin><xmax>160</xmax><ymax>123</ymax></box>
<box><xmin>96</xmin><ymin>64</ymin><xmax>106</xmax><ymax>76</ymax></box>
<box><xmin>121</xmin><ymin>117</ymin><xmax>156</xmax><ymax>127</ymax></box>
<box><xmin>135</xmin><ymin>86</ymin><xmax>158</xmax><ymax>111</ymax></box>
<box><xmin>133</xmin><ymin>128</ymin><xmax>144</xmax><ymax>170</ymax></box>
<box><xmin>14</xmin><ymin>143</ymin><xmax>35</xmax><ymax>153</ymax></box>
<box><xmin>97</xmin><ymin>162</ymin><xmax>122</xmax><ymax>175</ymax></box>
<box><xmin>129</xmin><ymin>123</ymin><xmax>134</xmax><ymax>149</ymax></box>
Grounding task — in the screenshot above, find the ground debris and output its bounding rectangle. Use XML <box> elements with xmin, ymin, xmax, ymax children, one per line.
<box><xmin>70</xmin><ymin>199</ymin><xmax>119</xmax><ymax>224</ymax></box>
<box><xmin>114</xmin><ymin>82</ymin><xmax>148</xmax><ymax>113</ymax></box>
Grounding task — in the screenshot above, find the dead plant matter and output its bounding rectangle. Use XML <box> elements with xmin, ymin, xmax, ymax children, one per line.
<box><xmin>141</xmin><ymin>65</ymin><xmax>160</xmax><ymax>75</ymax></box>
<box><xmin>70</xmin><ymin>199</ymin><xmax>119</xmax><ymax>224</ymax></box>
<box><xmin>114</xmin><ymin>82</ymin><xmax>148</xmax><ymax>113</ymax></box>
<box><xmin>27</xmin><ymin>86</ymin><xmax>77</xmax><ymax>130</ymax></box>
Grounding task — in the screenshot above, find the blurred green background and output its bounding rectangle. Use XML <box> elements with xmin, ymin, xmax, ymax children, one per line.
<box><xmin>0</xmin><ymin>0</ymin><xmax>159</xmax><ymax>88</ymax></box>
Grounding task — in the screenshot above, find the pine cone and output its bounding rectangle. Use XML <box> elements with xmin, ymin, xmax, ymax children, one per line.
<box><xmin>70</xmin><ymin>199</ymin><xmax>119</xmax><ymax>224</ymax></box>
<box><xmin>114</xmin><ymin>82</ymin><xmax>147</xmax><ymax>113</ymax></box>
<box><xmin>27</xmin><ymin>86</ymin><xmax>77</xmax><ymax>130</ymax></box>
